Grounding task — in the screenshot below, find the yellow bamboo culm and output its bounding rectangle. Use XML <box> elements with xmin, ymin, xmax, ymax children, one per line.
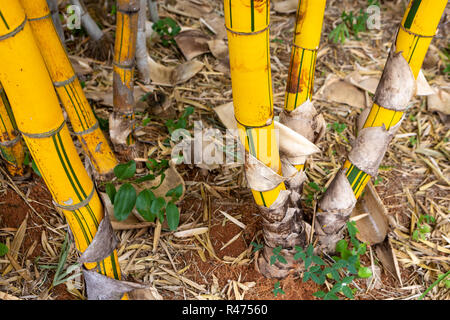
<box><xmin>342</xmin><ymin>0</ymin><xmax>447</xmax><ymax>201</ymax></box>
<box><xmin>224</xmin><ymin>0</ymin><xmax>285</xmax><ymax>207</ymax></box>
<box><xmin>18</xmin><ymin>0</ymin><xmax>118</xmax><ymax>176</ymax></box>
<box><xmin>0</xmin><ymin>0</ymin><xmax>125</xmax><ymax>298</ymax></box>
<box><xmin>110</xmin><ymin>0</ymin><xmax>139</xmax><ymax>155</ymax></box>
<box><xmin>284</xmin><ymin>0</ymin><xmax>326</xmax><ymax>112</ymax></box>
<box><xmin>283</xmin><ymin>0</ymin><xmax>326</xmax><ymax>172</ymax></box>
<box><xmin>0</xmin><ymin>83</ymin><xmax>25</xmax><ymax>176</ymax></box>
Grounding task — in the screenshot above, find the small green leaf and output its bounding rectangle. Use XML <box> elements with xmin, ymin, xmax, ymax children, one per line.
<box><xmin>358</xmin><ymin>266</ymin><xmax>372</xmax><ymax>278</ymax></box>
<box><xmin>312</xmin><ymin>255</ymin><xmax>325</xmax><ymax>266</ymax></box>
<box><xmin>134</xmin><ymin>174</ymin><xmax>156</xmax><ymax>183</ymax></box>
<box><xmin>150</xmin><ymin>197</ymin><xmax>166</xmax><ymax>216</ymax></box>
<box><xmin>309</xmin><ymin>265</ymin><xmax>321</xmax><ymax>273</ymax></box>
<box><xmin>324</xmin><ymin>292</ymin><xmax>339</xmax><ymax>300</ymax></box>
<box><xmin>306</xmin><ymin>244</ymin><xmax>314</xmax><ymax>256</ymax></box>
<box><xmin>342</xmin><ymin>286</ymin><xmax>354</xmax><ymax>299</ymax></box>
<box><xmin>270</xmin><ymin>255</ymin><xmax>277</xmax><ymax>265</ymax></box>
<box><xmin>335</xmin><ymin>239</ymin><xmax>348</xmax><ymax>253</ymax></box>
<box><xmin>272</xmin><ymin>246</ymin><xmax>282</xmax><ymax>255</ymax></box>
<box><xmin>294</xmin><ymin>251</ymin><xmax>306</xmax><ymax>261</ymax></box>
<box><xmin>114</xmin><ymin>160</ymin><xmax>136</xmax><ymax>180</ymax></box>
<box><xmin>105</xmin><ymin>183</ymin><xmax>116</xmax><ymax>204</ymax></box>
<box><xmin>166</xmin><ymin>202</ymin><xmax>180</xmax><ymax>231</ymax></box>
<box><xmin>277</xmin><ymin>255</ymin><xmax>287</xmax><ymax>265</ymax></box>
<box><xmin>166</xmin><ymin>184</ymin><xmax>183</xmax><ymax>200</ymax></box>
<box><xmin>313</xmin><ymin>291</ymin><xmax>326</xmax><ymax>298</ymax></box>
<box><xmin>136</xmin><ymin>189</ymin><xmax>156</xmax><ymax>222</ymax></box>
<box><xmin>303</xmin><ymin>271</ymin><xmax>311</xmax><ymax>282</ymax></box>
<box><xmin>113</xmin><ymin>183</ymin><xmax>137</xmax><ymax>221</ymax></box>
<box><xmin>305</xmin><ymin>257</ymin><xmax>312</xmax><ymax>269</ymax></box>
<box><xmin>0</xmin><ymin>243</ymin><xmax>8</xmax><ymax>257</ymax></box>
<box><xmin>251</xmin><ymin>242</ymin><xmax>263</xmax><ymax>253</ymax></box>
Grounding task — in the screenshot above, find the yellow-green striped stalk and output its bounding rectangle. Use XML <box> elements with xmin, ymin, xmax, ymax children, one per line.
<box><xmin>316</xmin><ymin>0</ymin><xmax>447</xmax><ymax>253</ymax></box>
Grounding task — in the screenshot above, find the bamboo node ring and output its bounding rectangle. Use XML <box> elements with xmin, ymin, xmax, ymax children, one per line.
<box><xmin>53</xmin><ymin>75</ymin><xmax>77</xmax><ymax>88</ymax></box>
<box><xmin>0</xmin><ymin>134</ymin><xmax>21</xmax><ymax>147</ymax></box>
<box><xmin>19</xmin><ymin>120</ymin><xmax>65</xmax><ymax>139</ymax></box>
<box><xmin>224</xmin><ymin>24</ymin><xmax>270</xmax><ymax>36</ymax></box>
<box><xmin>28</xmin><ymin>13</ymin><xmax>52</xmax><ymax>22</ymax></box>
<box><xmin>399</xmin><ymin>23</ymin><xmax>435</xmax><ymax>38</ymax></box>
<box><xmin>0</xmin><ymin>16</ymin><xmax>27</xmax><ymax>41</ymax></box>
<box><xmin>52</xmin><ymin>186</ymin><xmax>95</xmax><ymax>211</ymax></box>
<box><xmin>73</xmin><ymin>121</ymin><xmax>100</xmax><ymax>137</ymax></box>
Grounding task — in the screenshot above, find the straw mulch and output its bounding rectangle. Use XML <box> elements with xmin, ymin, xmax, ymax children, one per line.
<box><xmin>0</xmin><ymin>0</ymin><xmax>448</xmax><ymax>300</ymax></box>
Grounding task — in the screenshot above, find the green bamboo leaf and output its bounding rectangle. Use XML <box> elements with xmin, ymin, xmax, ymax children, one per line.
<box><xmin>166</xmin><ymin>202</ymin><xmax>180</xmax><ymax>231</ymax></box>
<box><xmin>0</xmin><ymin>243</ymin><xmax>9</xmax><ymax>257</ymax></box>
<box><xmin>113</xmin><ymin>183</ymin><xmax>137</xmax><ymax>221</ymax></box>
<box><xmin>105</xmin><ymin>183</ymin><xmax>116</xmax><ymax>204</ymax></box>
<box><xmin>114</xmin><ymin>160</ymin><xmax>136</xmax><ymax>180</ymax></box>
<box><xmin>136</xmin><ymin>189</ymin><xmax>156</xmax><ymax>222</ymax></box>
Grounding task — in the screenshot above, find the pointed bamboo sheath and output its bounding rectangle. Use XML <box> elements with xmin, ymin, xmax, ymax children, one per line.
<box><xmin>284</xmin><ymin>0</ymin><xmax>326</xmax><ymax>112</ymax></box>
<box><xmin>19</xmin><ymin>0</ymin><xmax>118</xmax><ymax>176</ymax></box>
<box><xmin>110</xmin><ymin>0</ymin><xmax>139</xmax><ymax>154</ymax></box>
<box><xmin>224</xmin><ymin>0</ymin><xmax>285</xmax><ymax>208</ymax></box>
<box><xmin>0</xmin><ymin>0</ymin><xmax>123</xmax><ymax>291</ymax></box>
<box><xmin>0</xmin><ymin>83</ymin><xmax>25</xmax><ymax>176</ymax></box>
<box><xmin>341</xmin><ymin>0</ymin><xmax>447</xmax><ymax>200</ymax></box>
<box><xmin>316</xmin><ymin>0</ymin><xmax>447</xmax><ymax>252</ymax></box>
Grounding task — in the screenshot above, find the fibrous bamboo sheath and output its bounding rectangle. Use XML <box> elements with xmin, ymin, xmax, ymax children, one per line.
<box><xmin>19</xmin><ymin>0</ymin><xmax>118</xmax><ymax>177</ymax></box>
<box><xmin>316</xmin><ymin>0</ymin><xmax>447</xmax><ymax>253</ymax></box>
<box><xmin>147</xmin><ymin>0</ymin><xmax>159</xmax><ymax>22</ymax></box>
<box><xmin>0</xmin><ymin>0</ymin><xmax>128</xmax><ymax>299</ymax></box>
<box><xmin>110</xmin><ymin>0</ymin><xmax>139</xmax><ymax>156</ymax></box>
<box><xmin>136</xmin><ymin>0</ymin><xmax>151</xmax><ymax>84</ymax></box>
<box><xmin>224</xmin><ymin>0</ymin><xmax>309</xmax><ymax>279</ymax></box>
<box><xmin>0</xmin><ymin>83</ymin><xmax>25</xmax><ymax>176</ymax></box>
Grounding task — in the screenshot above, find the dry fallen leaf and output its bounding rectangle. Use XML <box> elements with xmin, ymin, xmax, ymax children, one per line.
<box><xmin>148</xmin><ymin>58</ymin><xmax>204</xmax><ymax>86</ymax></box>
<box><xmin>175</xmin><ymin>29</ymin><xmax>211</xmax><ymax>61</ymax></box>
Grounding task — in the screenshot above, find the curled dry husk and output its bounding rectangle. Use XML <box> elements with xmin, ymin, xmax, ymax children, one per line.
<box><xmin>279</xmin><ymin>100</ymin><xmax>326</xmax><ymax>145</ymax></box>
<box><xmin>316</xmin><ymin>45</ymin><xmax>416</xmax><ymax>253</ymax></box>
<box><xmin>68</xmin><ymin>188</ymin><xmax>157</xmax><ymax>299</ymax></box>
<box><xmin>246</xmin><ymin>153</ymin><xmax>310</xmax><ymax>279</ymax></box>
<box><xmin>213</xmin><ymin>102</ymin><xmax>321</xmax><ymax>278</ymax></box>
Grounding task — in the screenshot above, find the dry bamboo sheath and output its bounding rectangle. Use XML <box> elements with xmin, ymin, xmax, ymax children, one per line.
<box><xmin>19</xmin><ymin>0</ymin><xmax>118</xmax><ymax>177</ymax></box>
<box><xmin>316</xmin><ymin>0</ymin><xmax>448</xmax><ymax>253</ymax></box>
<box><xmin>0</xmin><ymin>0</ymin><xmax>136</xmax><ymax>300</ymax></box>
<box><xmin>110</xmin><ymin>0</ymin><xmax>140</xmax><ymax>157</ymax></box>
